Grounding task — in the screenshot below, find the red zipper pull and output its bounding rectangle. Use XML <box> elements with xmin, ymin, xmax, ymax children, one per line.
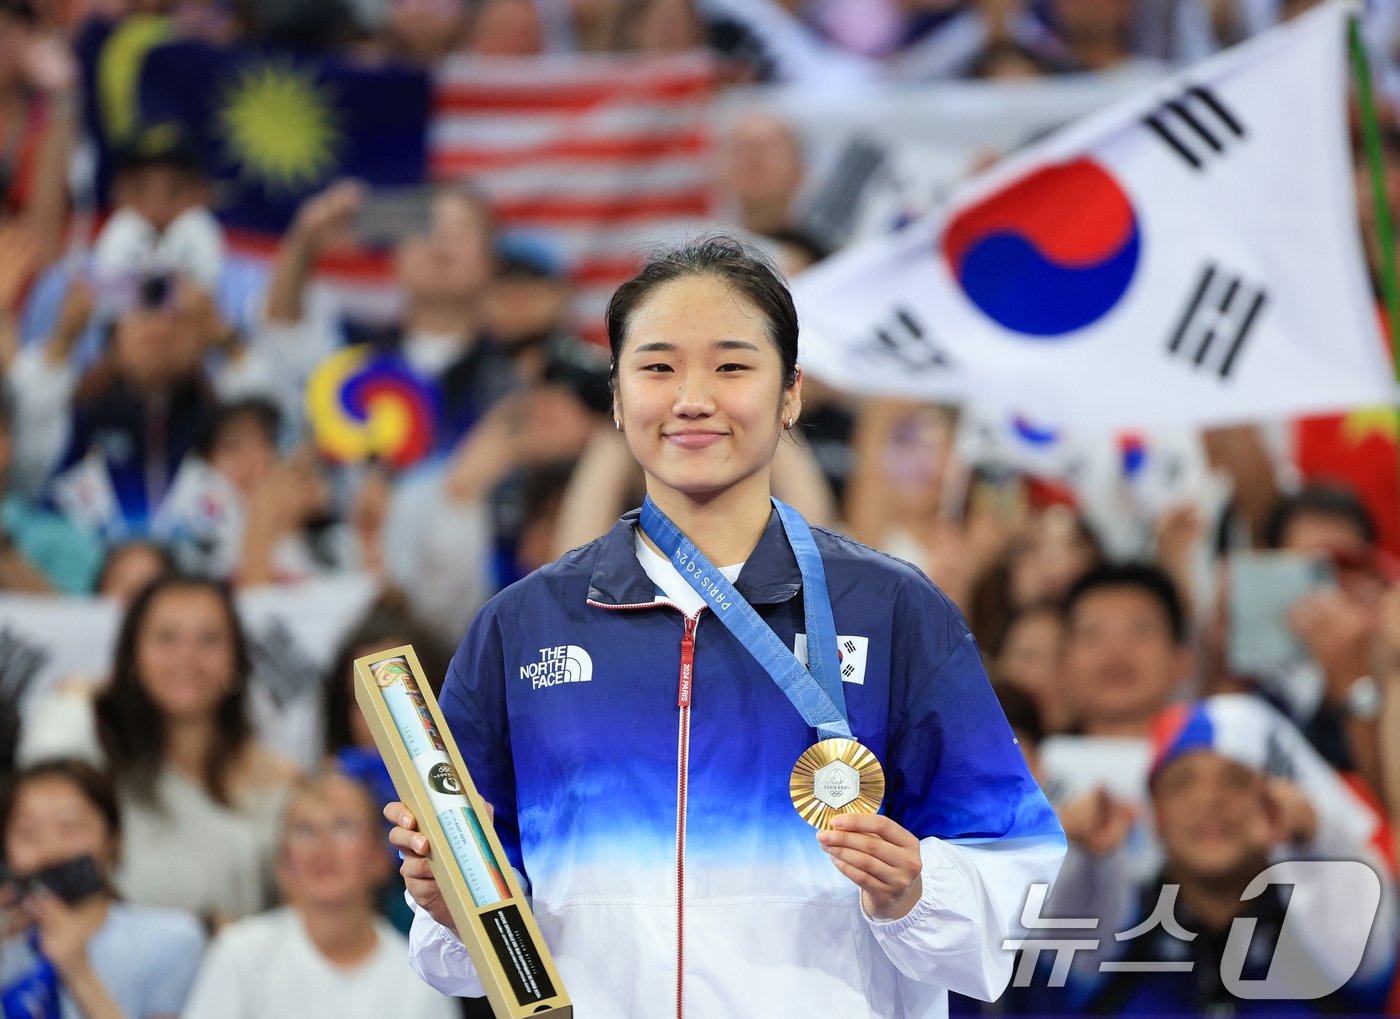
<box><xmin>678</xmin><ymin>615</ymin><xmax>698</xmax><ymax>707</ymax></box>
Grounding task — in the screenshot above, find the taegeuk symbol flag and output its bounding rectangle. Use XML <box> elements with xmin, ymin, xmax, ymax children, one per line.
<box><xmin>793</xmin><ymin>2</ymin><xmax>1393</xmax><ymax>431</ymax></box>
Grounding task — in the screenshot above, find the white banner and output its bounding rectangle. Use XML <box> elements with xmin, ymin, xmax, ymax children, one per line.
<box><xmin>955</xmin><ymin>403</ymin><xmax>1215</xmax><ymax>554</ymax></box>
<box><xmin>793</xmin><ymin>2</ymin><xmax>1394</xmax><ymax>432</ymax></box>
<box><xmin>0</xmin><ymin>573</ymin><xmax>380</xmax><ymax>769</ymax></box>
<box><xmin>720</xmin><ymin>69</ymin><xmax>1160</xmax><ymax>246</ymax></box>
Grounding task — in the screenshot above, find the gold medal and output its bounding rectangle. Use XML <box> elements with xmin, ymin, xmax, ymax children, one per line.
<box><xmin>789</xmin><ymin>738</ymin><xmax>885</xmax><ymax>829</ymax></box>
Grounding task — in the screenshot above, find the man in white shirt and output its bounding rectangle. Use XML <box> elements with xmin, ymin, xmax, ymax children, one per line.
<box><xmin>183</xmin><ymin>771</ymin><xmax>457</xmax><ymax>1019</ymax></box>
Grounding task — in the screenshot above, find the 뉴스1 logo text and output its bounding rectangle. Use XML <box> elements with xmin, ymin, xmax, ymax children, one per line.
<box><xmin>521</xmin><ymin>645</ymin><xmax>593</xmax><ymax>689</ymax></box>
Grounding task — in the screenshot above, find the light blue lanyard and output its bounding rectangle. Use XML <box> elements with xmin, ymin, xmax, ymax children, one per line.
<box><xmin>638</xmin><ymin>496</ymin><xmax>852</xmax><ymax>741</ymax></box>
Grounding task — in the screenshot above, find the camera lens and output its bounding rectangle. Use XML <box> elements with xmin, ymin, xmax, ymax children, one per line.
<box><xmin>139</xmin><ymin>273</ymin><xmax>172</xmax><ymax>309</ymax></box>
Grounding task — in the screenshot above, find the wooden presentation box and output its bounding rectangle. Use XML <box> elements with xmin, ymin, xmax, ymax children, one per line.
<box><xmin>353</xmin><ymin>645</ymin><xmax>572</xmax><ymax>1018</ymax></box>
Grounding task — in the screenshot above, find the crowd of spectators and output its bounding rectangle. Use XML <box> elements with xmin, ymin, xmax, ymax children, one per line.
<box><xmin>2</xmin><ymin>0</ymin><xmax>1400</xmax><ymax>1015</ymax></box>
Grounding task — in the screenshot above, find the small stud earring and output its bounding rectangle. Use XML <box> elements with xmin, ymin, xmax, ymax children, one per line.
<box><xmin>783</xmin><ymin>417</ymin><xmax>794</xmax><ymax>430</ymax></box>
<box><xmin>614</xmin><ymin>420</ymin><xmax>622</xmax><ymax>431</ymax></box>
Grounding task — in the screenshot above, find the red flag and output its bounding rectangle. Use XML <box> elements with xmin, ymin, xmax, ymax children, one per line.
<box><xmin>1294</xmin><ymin>406</ymin><xmax>1400</xmax><ymax>557</ymax></box>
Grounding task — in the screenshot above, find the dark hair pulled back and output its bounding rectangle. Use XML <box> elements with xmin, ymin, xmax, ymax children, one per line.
<box><xmin>605</xmin><ymin>235</ymin><xmax>799</xmax><ymax>389</ymax></box>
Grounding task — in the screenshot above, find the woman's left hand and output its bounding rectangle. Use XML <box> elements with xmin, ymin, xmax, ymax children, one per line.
<box><xmin>25</xmin><ymin>890</ymin><xmax>98</xmax><ymax>978</ymax></box>
<box><xmin>818</xmin><ymin>814</ymin><xmax>924</xmax><ymax>921</ymax></box>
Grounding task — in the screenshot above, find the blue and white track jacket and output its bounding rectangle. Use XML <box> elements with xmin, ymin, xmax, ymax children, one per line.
<box><xmin>409</xmin><ymin>509</ymin><xmax>1067</xmax><ymax>1018</ymax></box>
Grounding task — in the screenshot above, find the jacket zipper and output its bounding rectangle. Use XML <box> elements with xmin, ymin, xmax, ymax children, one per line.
<box><xmin>675</xmin><ymin>612</ymin><xmax>699</xmax><ymax>1019</ymax></box>
<box><xmin>586</xmin><ymin>598</ymin><xmax>703</xmax><ymax>1018</ymax></box>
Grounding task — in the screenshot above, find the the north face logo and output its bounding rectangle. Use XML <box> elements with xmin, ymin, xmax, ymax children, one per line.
<box><xmin>520</xmin><ymin>645</ymin><xmax>593</xmax><ymax>689</ymax></box>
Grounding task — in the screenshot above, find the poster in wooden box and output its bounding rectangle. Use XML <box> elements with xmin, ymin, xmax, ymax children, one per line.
<box><xmin>353</xmin><ymin>645</ymin><xmax>571</xmax><ymax>1018</ymax></box>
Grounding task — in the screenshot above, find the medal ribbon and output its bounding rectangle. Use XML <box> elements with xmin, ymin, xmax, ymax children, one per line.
<box><xmin>639</xmin><ymin>496</ymin><xmax>852</xmax><ymax>741</ymax></box>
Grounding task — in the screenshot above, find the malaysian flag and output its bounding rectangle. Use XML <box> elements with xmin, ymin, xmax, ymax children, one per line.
<box><xmin>76</xmin><ymin>29</ymin><xmax>717</xmax><ymax>338</ymax></box>
<box><xmin>430</xmin><ymin>52</ymin><xmax>718</xmax><ymax>342</ymax></box>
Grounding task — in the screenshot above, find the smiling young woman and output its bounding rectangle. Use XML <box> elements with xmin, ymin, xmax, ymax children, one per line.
<box><xmin>610</xmin><ymin>257</ymin><xmax>801</xmax><ymax>566</ymax></box>
<box><xmin>386</xmin><ymin>237</ymin><xmax>1066</xmax><ymax>1018</ymax></box>
<box><xmin>17</xmin><ymin>576</ymin><xmax>300</xmax><ymax>925</ymax></box>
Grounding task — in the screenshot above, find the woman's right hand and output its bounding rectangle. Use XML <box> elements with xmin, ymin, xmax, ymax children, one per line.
<box><xmin>385</xmin><ymin>801</ymin><xmax>458</xmax><ymax>936</ymax></box>
<box><xmin>289</xmin><ymin>179</ymin><xmax>362</xmax><ymax>255</ymax></box>
<box><xmin>25</xmin><ymin>889</ymin><xmax>100</xmax><ymax>979</ymax></box>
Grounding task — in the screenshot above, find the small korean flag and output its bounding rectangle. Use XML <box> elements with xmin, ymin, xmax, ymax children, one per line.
<box><xmin>793</xmin><ymin>633</ymin><xmax>870</xmax><ymax>686</ymax></box>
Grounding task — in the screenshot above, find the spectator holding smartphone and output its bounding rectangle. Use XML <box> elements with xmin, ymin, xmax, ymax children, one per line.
<box><xmin>47</xmin><ymin>276</ymin><xmax>231</xmax><ymax>534</ymax></box>
<box><xmin>260</xmin><ymin>179</ymin><xmax>513</xmax><ymax>455</ymax></box>
<box><xmin>1207</xmin><ymin>484</ymin><xmax>1397</xmax><ymax>790</ymax></box>
<box><xmin>0</xmin><ymin>758</ymin><xmax>205</xmax><ymax>1019</ymax></box>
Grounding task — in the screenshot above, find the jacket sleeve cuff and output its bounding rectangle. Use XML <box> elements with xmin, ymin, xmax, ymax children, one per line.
<box><xmin>406</xmin><ymin>892</ymin><xmax>487</xmax><ymax>997</ymax></box>
<box><xmin>860</xmin><ymin>834</ymin><xmax>1065</xmax><ymax>1001</ymax></box>
<box><xmin>860</xmin><ymin>837</ymin><xmax>949</xmax><ymax>937</ymax></box>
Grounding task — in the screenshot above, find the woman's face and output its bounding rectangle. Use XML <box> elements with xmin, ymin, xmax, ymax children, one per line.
<box><xmin>1009</xmin><ymin>507</ymin><xmax>1098</xmax><ymax>607</ymax></box>
<box><xmin>208</xmin><ymin>416</ymin><xmax>277</xmax><ymax>498</ymax></box>
<box><xmin>4</xmin><ymin>778</ymin><xmax>115</xmax><ymax>881</ymax></box>
<box><xmin>276</xmin><ymin>778</ymin><xmax>387</xmax><ymax>909</ymax></box>
<box><xmin>997</xmin><ymin>609</ymin><xmax>1066</xmax><ymax>728</ymax></box>
<box><xmin>613</xmin><ymin>274</ymin><xmax>800</xmax><ymax>507</ymax></box>
<box><xmin>395</xmin><ymin>192</ymin><xmax>494</xmax><ymax>305</ymax></box>
<box><xmin>110</xmin><ymin>281</ymin><xmax>210</xmax><ymax>389</ymax></box>
<box><xmin>134</xmin><ymin>586</ymin><xmax>238</xmax><ymax>722</ymax></box>
<box><xmin>882</xmin><ymin>407</ymin><xmax>951</xmax><ymax>509</ymax></box>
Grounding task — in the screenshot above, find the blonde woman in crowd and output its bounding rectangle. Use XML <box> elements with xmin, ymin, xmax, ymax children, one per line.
<box><xmin>183</xmin><ymin>772</ymin><xmax>457</xmax><ymax>1019</ymax></box>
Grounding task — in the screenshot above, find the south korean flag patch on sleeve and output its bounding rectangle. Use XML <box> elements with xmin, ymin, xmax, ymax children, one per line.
<box><xmin>793</xmin><ymin>633</ymin><xmax>869</xmax><ymax>685</ymax></box>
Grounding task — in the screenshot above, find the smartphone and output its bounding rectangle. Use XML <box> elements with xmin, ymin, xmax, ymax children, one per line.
<box><xmin>356</xmin><ymin>186</ymin><xmax>434</xmax><ymax>249</ymax></box>
<box><xmin>3</xmin><ymin>855</ymin><xmax>105</xmax><ymax>905</ymax></box>
<box><xmin>137</xmin><ymin>272</ymin><xmax>175</xmax><ymax>311</ymax></box>
<box><xmin>1228</xmin><ymin>550</ymin><xmax>1335</xmax><ymax>676</ymax></box>
<box><xmin>89</xmin><ymin>269</ymin><xmax>177</xmax><ymax>317</ymax></box>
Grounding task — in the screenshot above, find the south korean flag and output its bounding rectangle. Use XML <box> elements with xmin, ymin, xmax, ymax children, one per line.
<box><xmin>794</xmin><ymin>632</ymin><xmax>870</xmax><ymax>686</ymax></box>
<box><xmin>793</xmin><ymin>1</ymin><xmax>1392</xmax><ymax>432</ymax></box>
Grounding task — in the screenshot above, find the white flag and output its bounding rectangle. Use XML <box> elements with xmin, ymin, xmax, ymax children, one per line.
<box><xmin>150</xmin><ymin>456</ymin><xmax>246</xmax><ymax>579</ymax></box>
<box><xmin>793</xmin><ymin>2</ymin><xmax>1393</xmax><ymax>431</ymax></box>
<box><xmin>49</xmin><ymin>448</ymin><xmax>124</xmax><ymax>541</ymax></box>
